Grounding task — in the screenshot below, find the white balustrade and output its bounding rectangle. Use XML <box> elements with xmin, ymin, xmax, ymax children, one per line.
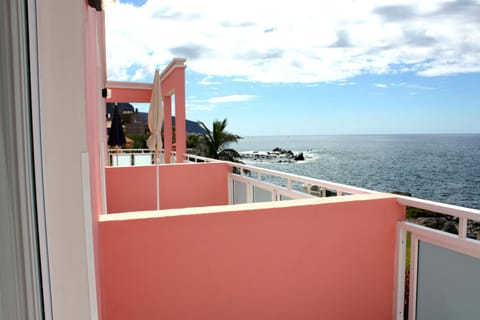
<box><xmin>177</xmin><ymin>152</ymin><xmax>374</xmax><ymax>204</ymax></box>
<box><xmin>108</xmin><ymin>149</ymin><xmax>175</xmax><ymax>166</ymax></box>
<box><xmin>228</xmin><ymin>161</ymin><xmax>374</xmax><ymax>203</ymax></box>
<box><xmin>394</xmin><ymin>196</ymin><xmax>480</xmax><ymax>320</ymax></box>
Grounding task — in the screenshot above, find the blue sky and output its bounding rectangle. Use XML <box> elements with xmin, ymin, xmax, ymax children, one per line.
<box><xmin>106</xmin><ymin>0</ymin><xmax>480</xmax><ymax>136</ymax></box>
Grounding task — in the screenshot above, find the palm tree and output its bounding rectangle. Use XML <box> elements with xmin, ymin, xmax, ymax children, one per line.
<box><xmin>197</xmin><ymin>119</ymin><xmax>242</xmax><ymax>162</ymax></box>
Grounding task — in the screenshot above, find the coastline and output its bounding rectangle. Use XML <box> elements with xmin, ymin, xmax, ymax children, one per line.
<box><xmin>233</xmin><ymin>134</ymin><xmax>480</xmax><ymax>209</ymax></box>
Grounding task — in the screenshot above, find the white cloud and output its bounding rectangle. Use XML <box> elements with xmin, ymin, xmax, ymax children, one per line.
<box><xmin>199</xmin><ymin>75</ymin><xmax>221</xmax><ymax>86</ymax></box>
<box><xmin>207</xmin><ymin>95</ymin><xmax>256</xmax><ymax>103</ymax></box>
<box><xmin>406</xmin><ymin>84</ymin><xmax>434</xmax><ymax>90</ymax></box>
<box><xmin>105</xmin><ymin>0</ymin><xmax>480</xmax><ymax>83</ymax></box>
<box><xmin>375</xmin><ymin>81</ymin><xmax>435</xmax><ymax>90</ymax></box>
<box><xmin>186</xmin><ymin>103</ymin><xmax>215</xmax><ymax>111</ymax></box>
<box><xmin>186</xmin><ymin>94</ymin><xmax>256</xmax><ymax>111</ymax></box>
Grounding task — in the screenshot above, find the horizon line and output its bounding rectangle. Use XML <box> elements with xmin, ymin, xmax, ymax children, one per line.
<box><xmin>237</xmin><ymin>132</ymin><xmax>480</xmax><ymax>138</ymax></box>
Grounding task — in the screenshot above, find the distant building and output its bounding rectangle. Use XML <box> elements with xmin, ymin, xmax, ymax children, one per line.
<box><xmin>124</xmin><ymin>112</ymin><xmax>146</xmax><ymax>135</ymax></box>
<box><xmin>106</xmin><ymin>102</ymin><xmax>206</xmax><ymax>136</ymax></box>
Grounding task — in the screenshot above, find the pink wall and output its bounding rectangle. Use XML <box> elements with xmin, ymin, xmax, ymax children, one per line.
<box><xmin>159</xmin><ymin>163</ymin><xmax>230</xmax><ymax>209</ymax></box>
<box><xmin>105</xmin><ymin>162</ymin><xmax>230</xmax><ymax>213</ymax></box>
<box><xmin>107</xmin><ymin>87</ymin><xmax>152</xmax><ymax>103</ymax></box>
<box><xmin>99</xmin><ymin>196</ymin><xmax>404</xmax><ymax>320</ymax></box>
<box><xmin>105</xmin><ymin>165</ymin><xmax>157</xmax><ymax>213</ymax></box>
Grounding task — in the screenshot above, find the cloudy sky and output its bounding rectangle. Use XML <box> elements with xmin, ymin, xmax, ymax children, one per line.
<box><xmin>105</xmin><ymin>0</ymin><xmax>480</xmax><ymax>135</ymax></box>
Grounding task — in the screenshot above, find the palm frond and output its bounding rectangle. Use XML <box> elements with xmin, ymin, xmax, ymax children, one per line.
<box><xmin>196</xmin><ymin>118</ymin><xmax>242</xmax><ymax>160</ymax></box>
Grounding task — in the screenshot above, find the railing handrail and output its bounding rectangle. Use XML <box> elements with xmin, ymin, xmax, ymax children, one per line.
<box><xmin>108</xmin><ymin>148</ymin><xmax>157</xmax><ymax>153</ymax></box>
<box><xmin>397</xmin><ymin>195</ymin><xmax>480</xmax><ymax>240</ymax></box>
<box><xmin>182</xmin><ymin>153</ymin><xmax>218</xmax><ymax>163</ymax></box>
<box><xmin>229</xmin><ymin>173</ymin><xmax>316</xmax><ymax>201</ymax></box>
<box><xmin>397</xmin><ymin>195</ymin><xmax>480</xmax><ymax>222</ymax></box>
<box><xmin>399</xmin><ymin>221</ymin><xmax>480</xmax><ymax>255</ymax></box>
<box><xmin>179</xmin><ymin>152</ymin><xmax>376</xmax><ymax>199</ymax></box>
<box><xmin>229</xmin><ymin>161</ymin><xmax>375</xmax><ymax>196</ymax></box>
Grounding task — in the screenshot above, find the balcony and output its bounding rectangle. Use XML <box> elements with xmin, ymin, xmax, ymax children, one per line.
<box><xmin>100</xmin><ymin>154</ymin><xmax>480</xmax><ymax>320</ymax></box>
<box><xmin>19</xmin><ymin>6</ymin><xmax>478</xmax><ymax>320</ymax></box>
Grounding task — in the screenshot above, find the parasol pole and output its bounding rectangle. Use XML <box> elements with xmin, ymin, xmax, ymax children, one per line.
<box><xmin>155</xmin><ymin>143</ymin><xmax>160</xmax><ymax>210</ymax></box>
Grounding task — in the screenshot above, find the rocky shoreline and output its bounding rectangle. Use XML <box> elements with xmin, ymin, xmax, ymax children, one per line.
<box><xmin>240</xmin><ymin>147</ymin><xmax>306</xmax><ymax>163</ymax></box>
<box><xmin>396</xmin><ymin>192</ymin><xmax>480</xmax><ymax>239</ymax></box>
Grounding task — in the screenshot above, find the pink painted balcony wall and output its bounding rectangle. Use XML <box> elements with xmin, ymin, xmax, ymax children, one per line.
<box><xmin>100</xmin><ymin>192</ymin><xmax>404</xmax><ymax>320</ymax></box>
<box><xmin>105</xmin><ymin>162</ymin><xmax>231</xmax><ymax>213</ymax></box>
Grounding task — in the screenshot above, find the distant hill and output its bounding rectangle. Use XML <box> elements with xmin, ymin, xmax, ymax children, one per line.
<box><xmin>171</xmin><ymin>116</ymin><xmax>206</xmax><ymax>135</ymax></box>
<box><xmin>106</xmin><ymin>102</ymin><xmax>206</xmax><ymax>135</ymax></box>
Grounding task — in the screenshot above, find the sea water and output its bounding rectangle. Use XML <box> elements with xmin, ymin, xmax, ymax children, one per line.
<box><xmin>235</xmin><ymin>134</ymin><xmax>480</xmax><ymax>209</ymax></box>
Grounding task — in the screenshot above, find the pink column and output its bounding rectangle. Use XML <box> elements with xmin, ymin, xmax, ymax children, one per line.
<box><xmin>174</xmin><ymin>70</ymin><xmax>186</xmax><ymax>163</ymax></box>
<box><xmin>163</xmin><ymin>95</ymin><xmax>172</xmax><ymax>163</ymax></box>
<box><xmin>159</xmin><ymin>58</ymin><xmax>187</xmax><ymax>164</ymax></box>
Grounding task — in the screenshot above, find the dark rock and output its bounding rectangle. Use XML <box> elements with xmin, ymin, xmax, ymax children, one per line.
<box><xmin>325</xmin><ymin>189</ymin><xmax>337</xmax><ymax>197</ymax></box>
<box><xmin>415</xmin><ymin>217</ymin><xmax>448</xmax><ymax>229</ymax></box>
<box><xmin>441</xmin><ymin>221</ymin><xmax>458</xmax><ymax>234</ymax></box>
<box><xmin>294</xmin><ymin>152</ymin><xmax>305</xmax><ymax>161</ymax></box>
<box><xmin>414</xmin><ymin>217</ymin><xmax>459</xmax><ymax>235</ymax></box>
<box><xmin>391</xmin><ymin>191</ymin><xmax>412</xmax><ymax>197</ymax></box>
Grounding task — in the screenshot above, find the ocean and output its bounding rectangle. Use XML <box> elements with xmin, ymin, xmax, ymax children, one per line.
<box><xmin>234</xmin><ymin>134</ymin><xmax>480</xmax><ymax>209</ymax></box>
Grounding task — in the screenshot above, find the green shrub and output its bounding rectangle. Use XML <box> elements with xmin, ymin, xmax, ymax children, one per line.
<box><xmin>127</xmin><ymin>134</ymin><xmax>148</xmax><ymax>149</ymax></box>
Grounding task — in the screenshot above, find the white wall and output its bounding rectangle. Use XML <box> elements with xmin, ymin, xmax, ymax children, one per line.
<box><xmin>37</xmin><ymin>0</ymin><xmax>93</xmax><ymax>318</ymax></box>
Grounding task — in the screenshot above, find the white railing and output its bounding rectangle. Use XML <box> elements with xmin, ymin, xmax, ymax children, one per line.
<box><xmin>108</xmin><ymin>149</ymin><xmax>181</xmax><ymax>166</ymax></box>
<box><xmin>108</xmin><ymin>148</ymin><xmax>154</xmax><ymax>154</ymax></box>
<box><xmin>175</xmin><ymin>152</ymin><xmax>216</xmax><ymax>163</ymax></box>
<box><xmin>394</xmin><ymin>197</ymin><xmax>480</xmax><ymax>320</ymax></box>
<box><xmin>229</xmin><ymin>172</ymin><xmax>316</xmax><ymax>203</ymax></box>
<box><xmin>108</xmin><ymin>149</ymin><xmax>155</xmax><ymax>166</ymax></box>
<box><xmin>227</xmin><ymin>161</ymin><xmax>375</xmax><ymax>204</ymax></box>
<box><xmin>179</xmin><ymin>152</ymin><xmax>375</xmax><ymax>203</ymax></box>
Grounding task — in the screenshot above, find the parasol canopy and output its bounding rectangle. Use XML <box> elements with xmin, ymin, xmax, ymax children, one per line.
<box><xmin>107</xmin><ymin>103</ymin><xmax>126</xmax><ymax>148</ymax></box>
<box><xmin>147</xmin><ymin>69</ymin><xmax>164</xmax><ymax>159</ymax></box>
